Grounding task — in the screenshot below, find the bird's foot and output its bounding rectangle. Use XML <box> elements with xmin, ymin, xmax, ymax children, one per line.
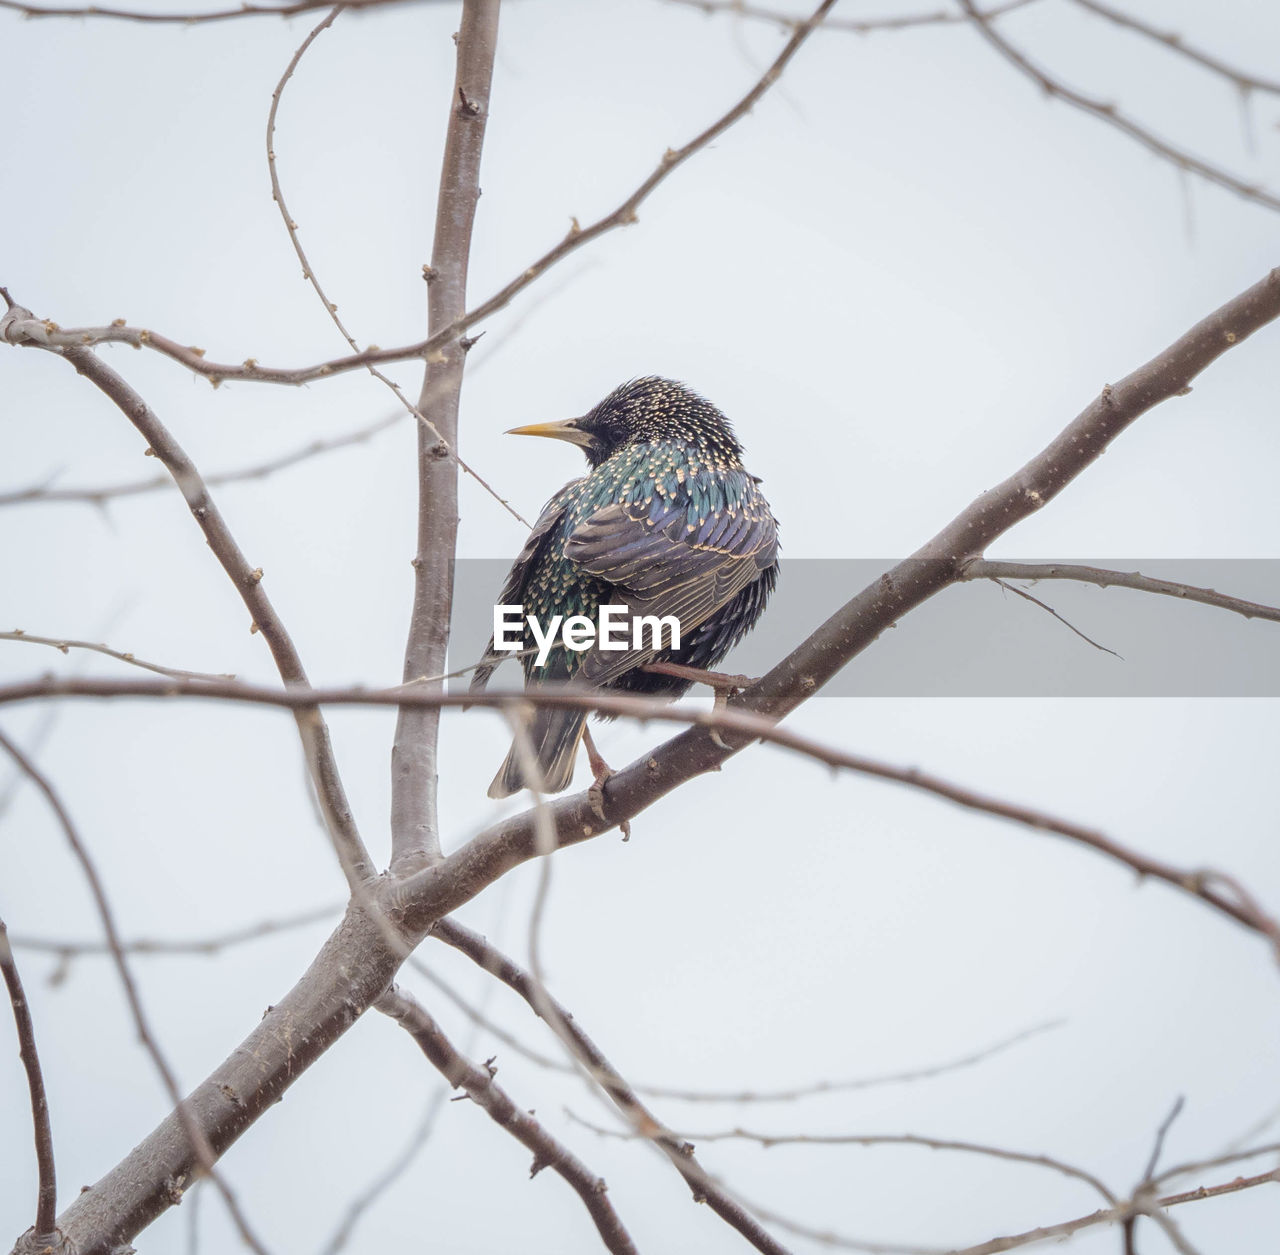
<box><xmin>642</xmin><ymin>660</ymin><xmax>758</xmax><ymax>699</ymax></box>
<box><xmin>583</xmin><ymin>726</ymin><xmax>630</xmax><ymax>840</ymax></box>
<box><xmin>642</xmin><ymin>662</ymin><xmax>757</xmax><ymax>750</ymax></box>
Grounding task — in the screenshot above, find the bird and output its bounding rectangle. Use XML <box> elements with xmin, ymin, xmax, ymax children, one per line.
<box><xmin>470</xmin><ymin>376</ymin><xmax>779</xmax><ymax>799</ymax></box>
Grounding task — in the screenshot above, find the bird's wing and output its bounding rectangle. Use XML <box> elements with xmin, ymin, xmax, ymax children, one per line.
<box><xmin>469</xmin><ymin>479</ymin><xmax>581</xmax><ymax>693</ymax></box>
<box><xmin>563</xmin><ymin>472</ymin><xmax>777</xmax><ymax>689</ymax></box>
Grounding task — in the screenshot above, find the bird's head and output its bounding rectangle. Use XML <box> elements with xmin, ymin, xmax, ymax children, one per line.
<box><xmin>506</xmin><ymin>377</ymin><xmax>744</xmax><ymax>469</ymax></box>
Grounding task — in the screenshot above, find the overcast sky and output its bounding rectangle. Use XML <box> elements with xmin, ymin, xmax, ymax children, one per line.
<box><xmin>3</xmin><ymin>2</ymin><xmax>1279</xmax><ymax>1253</ymax></box>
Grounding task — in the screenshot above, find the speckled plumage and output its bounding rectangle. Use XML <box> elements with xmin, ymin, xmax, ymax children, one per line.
<box><xmin>472</xmin><ymin>377</ymin><xmax>779</xmax><ymax>797</ymax></box>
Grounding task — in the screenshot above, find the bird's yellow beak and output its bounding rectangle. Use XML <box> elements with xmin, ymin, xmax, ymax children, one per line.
<box><xmin>504</xmin><ymin>417</ymin><xmax>594</xmax><ymax>448</ymax></box>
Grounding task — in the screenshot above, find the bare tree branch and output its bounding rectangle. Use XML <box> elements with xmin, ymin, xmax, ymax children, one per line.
<box><xmin>0</xmin><ymin>1</ymin><xmax>837</xmax><ymax>391</ymax></box>
<box><xmin>666</xmin><ymin>1163</ymin><xmax>1280</xmax><ymax>1255</ymax></box>
<box><xmin>8</xmin><ymin>336</ymin><xmax>375</xmax><ymax>889</ymax></box>
<box><xmin>0</xmin><ymin>730</ymin><xmax>273</xmax><ymax>1255</ymax></box>
<box><xmin>1153</xmin><ymin>1140</ymin><xmax>1280</xmax><ymax>1187</ymax></box>
<box><xmin>963</xmin><ymin>560</ymin><xmax>1280</xmax><ymax>624</ymax></box>
<box><xmin>376</xmin><ymin>986</ymin><xmax>641</xmax><ymax>1255</ymax></box>
<box><xmin>1143</xmin><ymin>1096</ymin><xmax>1186</xmax><ymax>1182</ymax></box>
<box><xmin>0</xmin><ymin>409</ymin><xmax>405</xmax><ymax>508</ymax></box>
<box><xmin>957</xmin><ymin>0</ymin><xmax>1280</xmax><ymax>213</ymax></box>
<box><xmin>983</xmin><ymin>577</ymin><xmax>1122</xmax><ymax>657</ymax></box>
<box><xmin>264</xmin><ymin>5</ymin><xmax>526</xmax><ymax>527</ymax></box>
<box><xmin>1</xmin><ymin>630</ymin><xmax>235</xmax><ymax>682</ymax></box>
<box><xmin>0</xmin><ymin>915</ymin><xmax>58</xmax><ymax>1239</ymax></box>
<box><xmin>10</xmin><ymin>904</ymin><xmax>342</xmax><ymax>962</ymax></box>
<box><xmin>0</xmin><ymin>271</ymin><xmax>580</xmax><ymax>512</ymax></box>
<box><xmin>11</xmin><ymin>910</ymin><xmax>1062</xmax><ymax>1105</ymax></box>
<box><xmin>20</xmin><ymin>265</ymin><xmax>1280</xmax><ymax>1253</ymax></box>
<box><xmin>1067</xmin><ymin>0</ymin><xmax>1280</xmax><ymax>98</ymax></box>
<box><xmin>390</xmin><ymin>0</ymin><xmax>500</xmax><ymax>872</ymax></box>
<box><xmin>1159</xmin><ymin>1166</ymin><xmax>1280</xmax><ymax>1208</ymax></box>
<box><xmin>663</xmin><ymin>0</ymin><xmax>1038</xmax><ymax>34</ymax></box>
<box><xmin>568</xmin><ymin>1117</ymin><xmax>1116</xmax><ymax>1206</ymax></box>
<box><xmin>944</xmin><ymin>1166</ymin><xmax>1280</xmax><ymax>1255</ymax></box>
<box><xmin>433</xmin><ymin>918</ymin><xmax>796</xmax><ymax>1255</ymax></box>
<box><xmin>1125</xmin><ymin>1096</ymin><xmax>1188</xmax><ymax>1255</ymax></box>
<box><xmin>622</xmin><ymin>1020</ymin><xmax>1065</xmax><ymax>1103</ymax></box>
<box><xmin>39</xmin><ymin>898</ymin><xmax>408</xmax><ymax>1254</ymax></box>
<box><xmin>3</xmin><ymin>674</ymin><xmax>1278</xmax><ymax>949</ymax></box>
<box><xmin>0</xmin><ymin>0</ymin><xmax>410</xmax><ymax>21</ymax></box>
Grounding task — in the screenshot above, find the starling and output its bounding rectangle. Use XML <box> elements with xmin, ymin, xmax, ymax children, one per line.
<box><xmin>471</xmin><ymin>376</ymin><xmax>779</xmax><ymax>798</ymax></box>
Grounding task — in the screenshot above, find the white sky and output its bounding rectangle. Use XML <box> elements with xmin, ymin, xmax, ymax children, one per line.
<box><xmin>2</xmin><ymin>2</ymin><xmax>1279</xmax><ymax>1253</ymax></box>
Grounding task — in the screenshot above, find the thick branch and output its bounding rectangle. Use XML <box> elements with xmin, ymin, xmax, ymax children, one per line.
<box><xmin>377</xmin><ymin>987</ymin><xmax>640</xmax><ymax>1255</ymax></box>
<box><xmin>0</xmin><ymin>916</ymin><xmax>58</xmax><ymax>1238</ymax></box>
<box><xmin>42</xmin><ymin>903</ymin><xmax>405</xmax><ymax>1255</ymax></box>
<box><xmin>391</xmin><ymin>0</ymin><xmax>499</xmax><ymax>871</ymax></box>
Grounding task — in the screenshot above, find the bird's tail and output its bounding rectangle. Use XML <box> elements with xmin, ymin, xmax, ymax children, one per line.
<box><xmin>487</xmin><ymin>707</ymin><xmax>586</xmax><ymax>799</ymax></box>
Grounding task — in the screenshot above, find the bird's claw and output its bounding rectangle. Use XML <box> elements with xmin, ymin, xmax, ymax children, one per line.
<box><xmin>588</xmin><ymin>777</ymin><xmax>609</xmax><ymax>824</ymax></box>
<box><xmin>587</xmin><ymin>775</ymin><xmax>631</xmax><ymax>840</ymax></box>
<box><xmin>583</xmin><ymin>725</ymin><xmax>631</xmax><ymax>840</ymax></box>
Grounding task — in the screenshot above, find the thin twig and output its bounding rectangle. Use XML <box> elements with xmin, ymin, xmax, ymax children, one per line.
<box><xmin>1143</xmin><ymin>1096</ymin><xmax>1186</xmax><ymax>1182</ymax></box>
<box><xmin>0</xmin><ymin>0</ymin><xmax>406</xmax><ymax>20</ymax></box>
<box><xmin>1158</xmin><ymin>1166</ymin><xmax>1280</xmax><ymax>1208</ymax></box>
<box><xmin>0</xmin><ymin>410</ymin><xmax>405</xmax><ymax>508</ymax></box>
<box><xmin>664</xmin><ymin>0</ymin><xmax>1038</xmax><ymax>34</ymax></box>
<box><xmin>630</xmin><ymin>1019</ymin><xmax>1065</xmax><ymax>1103</ymax></box>
<box><xmin>0</xmin><ymin>914</ymin><xmax>59</xmax><ymax>1236</ymax></box>
<box><xmin>958</xmin><ymin>0</ymin><xmax>1280</xmax><ymax>213</ymax></box>
<box><xmin>264</xmin><ymin>5</ymin><xmax>526</xmax><ymax>527</ymax></box>
<box><xmin>376</xmin><ymin>986</ymin><xmax>641</xmax><ymax>1255</ymax></box>
<box><xmin>0</xmin><ymin>729</ymin><xmax>273</xmax><ymax>1255</ymax></box>
<box><xmin>1</xmin><ymin>630</ymin><xmax>235</xmax><ymax>682</ymax></box>
<box><xmin>986</xmin><ymin>576</ymin><xmax>1122</xmax><ymax>657</ymax></box>
<box><xmin>698</xmin><ymin>1162</ymin><xmax>1280</xmax><ymax>1255</ymax></box>
<box><xmin>963</xmin><ymin>560</ymin><xmax>1280</xmax><ymax>624</ymax></box>
<box><xmin>1153</xmin><ymin>1139</ymin><xmax>1280</xmax><ymax>1188</ymax></box>
<box><xmin>944</xmin><ymin>1165</ymin><xmax>1280</xmax><ymax>1255</ymax></box>
<box><xmin>1068</xmin><ymin>0</ymin><xmax>1280</xmax><ymax>98</ymax></box>
<box><xmin>10</xmin><ymin>904</ymin><xmax>341</xmax><ymax>962</ymax></box>
<box><xmin>575</xmin><ymin>1117</ymin><xmax>1117</xmax><ymax>1205</ymax></box>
